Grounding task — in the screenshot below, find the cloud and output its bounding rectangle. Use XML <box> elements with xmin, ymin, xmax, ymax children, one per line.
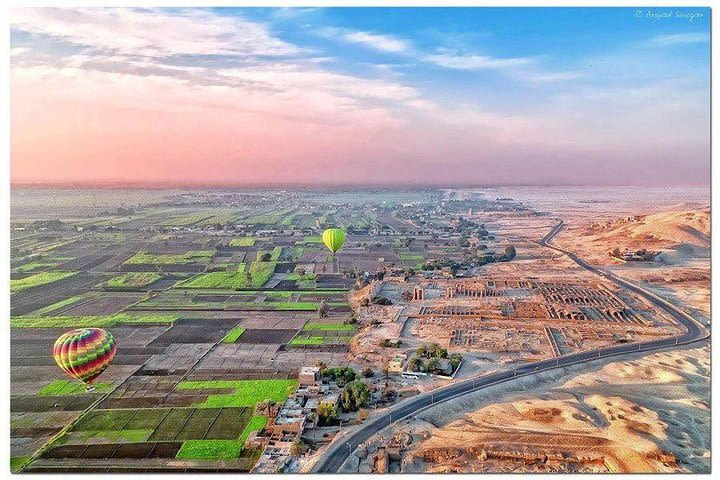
<box><xmin>10</xmin><ymin>7</ymin><xmax>300</xmax><ymax>58</ymax></box>
<box><xmin>422</xmin><ymin>52</ymin><xmax>535</xmax><ymax>71</ymax></box>
<box><xmin>523</xmin><ymin>70</ymin><xmax>584</xmax><ymax>82</ymax></box>
<box><xmin>317</xmin><ymin>27</ymin><xmax>410</xmax><ymax>53</ymax></box>
<box><xmin>646</xmin><ymin>32</ymin><xmax>710</xmax><ymax>46</ymax></box>
<box><xmin>343</xmin><ymin>31</ymin><xmax>410</xmax><ymax>53</ymax></box>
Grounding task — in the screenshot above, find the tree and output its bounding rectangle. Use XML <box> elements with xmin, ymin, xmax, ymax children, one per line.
<box><xmin>407</xmin><ymin>357</ymin><xmax>422</xmax><ymax>372</ymax></box>
<box><xmin>341</xmin><ymin>381</ymin><xmax>370</xmax><ymax>412</ymax></box>
<box><xmin>425</xmin><ymin>357</ymin><xmax>440</xmax><ymax>373</ymax></box>
<box><xmin>260</xmin><ymin>252</ymin><xmax>272</xmax><ymax>261</ymax></box>
<box><xmin>318</xmin><ymin>300</ymin><xmax>328</xmax><ymax>318</ymax></box>
<box><xmin>362</xmin><ymin>367</ymin><xmax>374</xmax><ymax>378</ymax></box>
<box><xmin>504</xmin><ymin>245</ymin><xmax>516</xmax><ymax>260</ymax></box>
<box><xmin>317</xmin><ymin>403</ymin><xmax>338</xmax><ymax>426</ymax></box>
<box><xmin>449</xmin><ymin>353</ymin><xmax>463</xmax><ymax>369</ymax></box>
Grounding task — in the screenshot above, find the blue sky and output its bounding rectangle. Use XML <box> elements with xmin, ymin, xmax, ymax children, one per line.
<box><xmin>10</xmin><ymin>7</ymin><xmax>711</xmax><ymax>185</ymax></box>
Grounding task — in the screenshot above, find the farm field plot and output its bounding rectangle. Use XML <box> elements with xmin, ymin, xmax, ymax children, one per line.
<box><xmin>176</xmin><ymin>379</ymin><xmax>298</xmax><ymax>407</ymax></box>
<box><xmin>29</xmin><ymin>405</ymin><xmax>264</xmax><ymax>471</ymax></box>
<box><xmin>124</xmin><ymin>250</ymin><xmax>215</xmax><ymax>265</ymax></box>
<box><xmin>175</xmin><ymin>267</ymin><xmax>252</xmax><ymax>290</ymax></box>
<box><xmin>233</xmin><ymin>328</ymin><xmax>297</xmax><ymax>344</ymax></box>
<box><xmin>9</xmin><ymin>272</ymin><xmax>129</xmax><ymax>316</ymax></box>
<box><xmin>10</xmin><ymin>313</ymin><xmax>179</xmax><ymax>329</ymax></box>
<box><xmin>104</xmin><ymin>273</ymin><xmax>163</xmax><ymax>291</ymax></box>
<box><xmin>10</xmin><ymin>271</ymin><xmax>77</xmax><ymax>293</ymax></box>
<box><xmin>229</xmin><ymin>237</ymin><xmax>256</xmax><ymax>247</ymax></box>
<box><xmin>55</xmin><ymin>292</ymin><xmax>147</xmax><ymax>316</ymax></box>
<box><xmin>147</xmin><ymin>319</ymin><xmax>240</xmax><ymax>346</ymax></box>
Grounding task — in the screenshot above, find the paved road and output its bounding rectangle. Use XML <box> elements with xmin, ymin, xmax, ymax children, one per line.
<box><xmin>311</xmin><ymin>221</ymin><xmax>709</xmax><ymax>473</ymax></box>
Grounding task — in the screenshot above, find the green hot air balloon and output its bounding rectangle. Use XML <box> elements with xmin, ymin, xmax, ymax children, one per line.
<box><xmin>322</xmin><ymin>228</ymin><xmax>346</xmax><ymax>254</ymax></box>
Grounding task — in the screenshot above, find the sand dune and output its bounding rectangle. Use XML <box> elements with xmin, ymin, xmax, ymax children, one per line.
<box><xmin>587</xmin><ymin>208</ymin><xmax>710</xmax><ymax>250</ymax></box>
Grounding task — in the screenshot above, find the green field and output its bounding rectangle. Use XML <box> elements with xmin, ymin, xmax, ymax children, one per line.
<box><xmin>124</xmin><ymin>250</ymin><xmax>214</xmax><ymax>265</ymax></box>
<box><xmin>13</xmin><ymin>261</ymin><xmax>60</xmax><ymax>273</ymax></box>
<box><xmin>10</xmin><ymin>271</ymin><xmax>77</xmax><ymax>293</ymax></box>
<box><xmin>177</xmin><ymin>267</ymin><xmax>250</xmax><ymax>289</ymax></box>
<box><xmin>288</xmin><ymin>336</ymin><xmax>324</xmax><ymax>346</ymax></box>
<box><xmin>176</xmin><ymin>439</ymin><xmax>245</xmax><ymax>460</ymax></box>
<box><xmin>177</xmin><ymin>379</ymin><xmax>298</xmax><ymax>408</ymax></box>
<box><xmin>105</xmin><ymin>272</ymin><xmax>162</xmax><ymax>290</ymax></box>
<box><xmin>11</xmin><ymin>313</ymin><xmax>179</xmax><ymax>328</ymax></box>
<box><xmin>289</xmin><ymin>330</ymin><xmax>354</xmax><ymax>346</ymax></box>
<box><xmin>256</xmin><ymin>246</ymin><xmax>283</xmax><ymax>262</ymax></box>
<box><xmin>303</xmin><ymin>322</ymin><xmax>356</xmax><ymax>331</ymax></box>
<box><xmin>222</xmin><ymin>326</ymin><xmax>246</xmax><ymax>343</ymax></box>
<box><xmin>38</xmin><ymin>380</ymin><xmax>113</xmax><ymax>396</ymax></box>
<box><xmin>175</xmin><ymin>415</ymin><xmax>266</xmax><ymax>460</ymax></box>
<box><xmin>229</xmin><ymin>237</ymin><xmax>256</xmax><ymax>247</ymax></box>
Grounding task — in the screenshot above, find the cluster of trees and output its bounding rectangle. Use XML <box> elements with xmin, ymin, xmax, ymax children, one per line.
<box><xmin>321</xmin><ymin>366</ymin><xmax>357</xmax><ymax>385</ymax></box>
<box><xmin>340</xmin><ymin>381</ymin><xmax>370</xmax><ymax>412</ymax></box>
<box><xmin>317</xmin><ymin>374</ymin><xmax>373</xmax><ymax>426</ymax></box>
<box><xmin>406</xmin><ymin>343</ymin><xmax>463</xmax><ymax>375</ymax></box>
<box><xmin>421</xmin><ymin>245</ymin><xmax>517</xmax><ymax>274</ymax></box>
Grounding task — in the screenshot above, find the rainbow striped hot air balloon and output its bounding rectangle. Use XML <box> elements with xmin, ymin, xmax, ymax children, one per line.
<box><xmin>53</xmin><ymin>328</ymin><xmax>116</xmax><ymax>389</ymax></box>
<box><xmin>322</xmin><ymin>227</ymin><xmax>346</xmax><ymax>254</ymax></box>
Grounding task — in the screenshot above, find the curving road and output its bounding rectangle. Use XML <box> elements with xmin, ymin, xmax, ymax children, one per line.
<box><xmin>311</xmin><ymin>221</ymin><xmax>709</xmax><ymax>473</ymax></box>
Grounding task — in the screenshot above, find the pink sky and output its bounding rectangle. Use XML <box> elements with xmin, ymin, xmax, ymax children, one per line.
<box><xmin>10</xmin><ymin>8</ymin><xmax>710</xmax><ymax>186</ymax></box>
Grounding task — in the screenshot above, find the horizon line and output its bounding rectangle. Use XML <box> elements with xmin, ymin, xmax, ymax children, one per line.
<box><xmin>9</xmin><ymin>181</ymin><xmax>711</xmax><ymax>190</ymax></box>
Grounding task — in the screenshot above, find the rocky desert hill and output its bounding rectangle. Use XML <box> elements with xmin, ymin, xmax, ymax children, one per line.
<box><xmin>585</xmin><ymin>207</ymin><xmax>710</xmax><ymax>256</ymax></box>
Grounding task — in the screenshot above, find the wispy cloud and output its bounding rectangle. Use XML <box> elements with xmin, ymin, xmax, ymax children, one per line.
<box><xmin>647</xmin><ymin>32</ymin><xmax>710</xmax><ymax>46</ymax></box>
<box><xmin>317</xmin><ymin>26</ymin><xmax>410</xmax><ymax>53</ymax></box>
<box><xmin>11</xmin><ymin>7</ymin><xmax>301</xmax><ymax>58</ymax></box>
<box><xmin>422</xmin><ymin>52</ymin><xmax>535</xmax><ymax>71</ymax></box>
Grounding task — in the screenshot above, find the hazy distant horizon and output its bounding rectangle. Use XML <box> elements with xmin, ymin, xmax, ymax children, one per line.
<box><xmin>9</xmin><ymin>180</ymin><xmax>712</xmax><ymax>190</ymax></box>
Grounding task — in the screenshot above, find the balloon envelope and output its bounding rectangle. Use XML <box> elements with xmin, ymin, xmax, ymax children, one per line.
<box><xmin>53</xmin><ymin>328</ymin><xmax>116</xmax><ymax>386</ymax></box>
<box><xmin>322</xmin><ymin>228</ymin><xmax>346</xmax><ymax>254</ymax></box>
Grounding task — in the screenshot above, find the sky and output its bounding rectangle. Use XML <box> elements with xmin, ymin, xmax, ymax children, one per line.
<box><xmin>10</xmin><ymin>7</ymin><xmax>711</xmax><ymax>186</ymax></box>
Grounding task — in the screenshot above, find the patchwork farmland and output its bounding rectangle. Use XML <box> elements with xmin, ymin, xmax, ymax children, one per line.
<box><xmin>11</xmin><ymin>188</ymin><xmax>463</xmax><ymax>472</ymax></box>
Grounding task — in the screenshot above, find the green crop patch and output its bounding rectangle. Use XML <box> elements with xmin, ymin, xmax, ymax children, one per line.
<box><xmin>256</xmin><ymin>246</ymin><xmax>283</xmax><ymax>262</ymax></box>
<box><xmin>10</xmin><ymin>456</ymin><xmax>32</xmax><ymax>473</ymax></box>
<box><xmin>288</xmin><ymin>336</ymin><xmax>324</xmax><ymax>346</ymax></box>
<box><xmin>13</xmin><ymin>261</ymin><xmax>60</xmax><ymax>273</ymax></box>
<box><xmin>177</xmin><ymin>379</ymin><xmax>298</xmax><ymax>408</ymax></box>
<box><xmin>177</xmin><ymin>267</ymin><xmax>249</xmax><ymax>289</ymax></box>
<box><xmin>176</xmin><ymin>439</ymin><xmax>243</xmax><ymax>460</ymax></box>
<box><xmin>105</xmin><ymin>272</ymin><xmax>162</xmax><ymax>290</ymax></box>
<box><xmin>222</xmin><ymin>326</ymin><xmax>246</xmax><ymax>343</ymax></box>
<box><xmin>11</xmin><ymin>313</ymin><xmax>179</xmax><ymax>328</ymax></box>
<box><xmin>10</xmin><ymin>271</ymin><xmax>77</xmax><ymax>293</ymax></box>
<box><xmin>296</xmin><ymin>235</ymin><xmax>322</xmax><ymax>245</ymax></box>
<box><xmin>229</xmin><ymin>237</ymin><xmax>255</xmax><ymax>247</ymax></box>
<box><xmin>238</xmin><ymin>415</ymin><xmax>267</xmax><ymax>444</ymax></box>
<box><xmin>303</xmin><ymin>322</ymin><xmax>356</xmax><ymax>331</ymax></box>
<box><xmin>124</xmin><ymin>250</ymin><xmax>214</xmax><ymax>265</ymax></box>
<box><xmin>38</xmin><ymin>380</ymin><xmax>112</xmax><ymax>396</ymax></box>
